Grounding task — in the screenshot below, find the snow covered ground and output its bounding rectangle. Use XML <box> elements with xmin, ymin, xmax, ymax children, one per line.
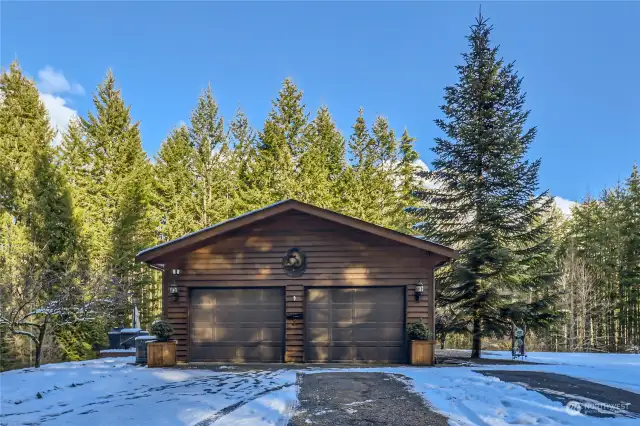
<box><xmin>1</xmin><ymin>352</ymin><xmax>639</xmax><ymax>426</ymax></box>
<box><xmin>481</xmin><ymin>350</ymin><xmax>640</xmax><ymax>393</ymax></box>
<box><xmin>0</xmin><ymin>357</ymin><xmax>296</xmax><ymax>426</ymax></box>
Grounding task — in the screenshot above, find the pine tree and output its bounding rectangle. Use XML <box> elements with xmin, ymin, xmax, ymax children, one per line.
<box><xmin>257</xmin><ymin>78</ymin><xmax>309</xmax><ymax>201</ymax></box>
<box><xmin>0</xmin><ymin>61</ymin><xmax>78</xmax><ymax>270</ymax></box>
<box><xmin>59</xmin><ymin>118</ymin><xmax>93</xmax><ymax>258</ymax></box>
<box><xmin>410</xmin><ymin>14</ymin><xmax>555</xmax><ymax>358</ymax></box>
<box><xmin>153</xmin><ymin>125</ymin><xmax>197</xmax><ymax>241</ymax></box>
<box><xmin>188</xmin><ymin>85</ymin><xmax>230</xmax><ymax>226</ymax></box>
<box><xmin>298</xmin><ymin>106</ymin><xmax>346</xmax><ymax>209</ymax></box>
<box><xmin>396</xmin><ymin>129</ymin><xmax>420</xmax><ymax>233</ymax></box>
<box><xmin>0</xmin><ymin>61</ymin><xmax>84</xmax><ymax>366</ymax></box>
<box><xmin>620</xmin><ymin>166</ymin><xmax>640</xmax><ymax>348</ymax></box>
<box><xmin>343</xmin><ymin>108</ymin><xmax>376</xmax><ymax>220</ymax></box>
<box><xmin>80</xmin><ymin>70</ymin><xmax>156</xmax><ymax>326</ymax></box>
<box><xmin>229</xmin><ymin>108</ymin><xmax>269</xmax><ymax>213</ymax></box>
<box><xmin>369</xmin><ymin>116</ymin><xmax>399</xmax><ymax>228</ymax></box>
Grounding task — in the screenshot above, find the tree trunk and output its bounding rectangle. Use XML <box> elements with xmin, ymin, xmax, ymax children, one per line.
<box><xmin>471</xmin><ymin>316</ymin><xmax>481</xmax><ymax>358</ymax></box>
<box><xmin>34</xmin><ymin>318</ymin><xmax>48</xmax><ymax>368</ymax></box>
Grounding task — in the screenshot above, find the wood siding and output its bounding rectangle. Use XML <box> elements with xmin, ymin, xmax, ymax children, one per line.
<box><xmin>159</xmin><ymin>211</ymin><xmax>440</xmax><ymax>363</ymax></box>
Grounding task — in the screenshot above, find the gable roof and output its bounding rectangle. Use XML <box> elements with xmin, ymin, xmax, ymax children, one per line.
<box><xmin>136</xmin><ymin>199</ymin><xmax>457</xmax><ymax>264</ymax></box>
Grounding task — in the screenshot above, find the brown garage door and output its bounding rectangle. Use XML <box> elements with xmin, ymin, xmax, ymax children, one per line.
<box><xmin>190</xmin><ymin>288</ymin><xmax>284</xmax><ymax>362</ymax></box>
<box><xmin>305</xmin><ymin>287</ymin><xmax>406</xmax><ymax>363</ymax></box>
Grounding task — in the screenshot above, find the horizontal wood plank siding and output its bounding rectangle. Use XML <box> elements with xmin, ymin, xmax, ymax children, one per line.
<box><xmin>161</xmin><ymin>211</ymin><xmax>437</xmax><ymax>363</ymax></box>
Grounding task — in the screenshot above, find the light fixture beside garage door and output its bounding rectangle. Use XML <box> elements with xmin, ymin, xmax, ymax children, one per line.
<box><xmin>169</xmin><ymin>268</ymin><xmax>181</xmax><ymax>301</ymax></box>
<box><xmin>415</xmin><ymin>280</ymin><xmax>424</xmax><ymax>301</ymax></box>
<box><xmin>282</xmin><ymin>248</ymin><xmax>307</xmax><ymax>277</ymax></box>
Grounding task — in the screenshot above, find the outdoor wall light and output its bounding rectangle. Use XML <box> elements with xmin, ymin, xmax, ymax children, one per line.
<box><xmin>415</xmin><ymin>280</ymin><xmax>424</xmax><ymax>302</ymax></box>
<box><xmin>170</xmin><ymin>268</ymin><xmax>181</xmax><ymax>301</ymax></box>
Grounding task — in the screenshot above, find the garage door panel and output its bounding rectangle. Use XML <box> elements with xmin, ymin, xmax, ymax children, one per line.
<box><xmin>191</xmin><ymin>291</ymin><xmax>216</xmax><ymax>306</ymax></box>
<box><xmin>331</xmin><ymin>328</ymin><xmax>352</xmax><ymax>343</ymax></box>
<box><xmin>191</xmin><ymin>327</ymin><xmax>213</xmax><ymax>342</ymax></box>
<box><xmin>356</xmin><ymin>347</ymin><xmax>405</xmax><ymax>363</ymax></box>
<box><xmin>331</xmin><ymin>308</ymin><xmax>353</xmax><ymax>322</ymax></box>
<box><xmin>354</xmin><ymin>327</ymin><xmax>404</xmax><ymax>342</ymax></box>
<box><xmin>307</xmin><ymin>346</ymin><xmax>329</xmax><ymax>362</ymax></box>
<box><xmin>305</xmin><ymin>287</ymin><xmax>406</xmax><ymax>363</ymax></box>
<box><xmin>307</xmin><ymin>288</ymin><xmax>329</xmax><ymax>302</ymax></box>
<box><xmin>191</xmin><ymin>310</ymin><xmax>213</xmax><ymax>323</ymax></box>
<box><xmin>332</xmin><ymin>288</ymin><xmax>353</xmax><ymax>303</ymax></box>
<box><xmin>331</xmin><ymin>346</ymin><xmax>353</xmax><ymax>361</ymax></box>
<box><xmin>189</xmin><ymin>288</ymin><xmax>284</xmax><ymax>362</ymax></box>
<box><xmin>307</xmin><ymin>308</ymin><xmax>329</xmax><ymax>323</ymax></box>
<box><xmin>307</xmin><ymin>328</ymin><xmax>329</xmax><ymax>343</ymax></box>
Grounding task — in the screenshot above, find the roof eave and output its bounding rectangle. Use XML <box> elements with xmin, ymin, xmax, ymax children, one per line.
<box><xmin>136</xmin><ymin>199</ymin><xmax>458</xmax><ymax>264</ymax></box>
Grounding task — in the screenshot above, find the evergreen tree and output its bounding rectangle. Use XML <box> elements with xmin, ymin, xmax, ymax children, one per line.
<box><xmin>188</xmin><ymin>85</ymin><xmax>231</xmax><ymax>226</ymax></box>
<box><xmin>0</xmin><ymin>61</ymin><xmax>78</xmax><ymax>270</ymax></box>
<box><xmin>80</xmin><ymin>70</ymin><xmax>156</xmax><ymax>326</ymax></box>
<box><xmin>59</xmin><ymin>118</ymin><xmax>93</xmax><ymax>258</ymax></box>
<box><xmin>298</xmin><ymin>106</ymin><xmax>346</xmax><ymax>209</ymax></box>
<box><xmin>153</xmin><ymin>125</ymin><xmax>197</xmax><ymax>241</ymax></box>
<box><xmin>410</xmin><ymin>14</ymin><xmax>555</xmax><ymax>358</ymax></box>
<box><xmin>396</xmin><ymin>129</ymin><xmax>420</xmax><ymax>233</ymax></box>
<box><xmin>229</xmin><ymin>108</ymin><xmax>269</xmax><ymax>213</ymax></box>
<box><xmin>343</xmin><ymin>108</ymin><xmax>376</xmax><ymax>220</ymax></box>
<box><xmin>369</xmin><ymin>116</ymin><xmax>399</xmax><ymax>228</ymax></box>
<box><xmin>620</xmin><ymin>166</ymin><xmax>640</xmax><ymax>347</ymax></box>
<box><xmin>0</xmin><ymin>61</ymin><xmax>86</xmax><ymax>366</ymax></box>
<box><xmin>257</xmin><ymin>78</ymin><xmax>309</xmax><ymax>201</ymax></box>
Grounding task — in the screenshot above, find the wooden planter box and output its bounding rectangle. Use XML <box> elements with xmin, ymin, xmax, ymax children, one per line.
<box><xmin>410</xmin><ymin>340</ymin><xmax>436</xmax><ymax>365</ymax></box>
<box><xmin>147</xmin><ymin>341</ymin><xmax>177</xmax><ymax>367</ymax></box>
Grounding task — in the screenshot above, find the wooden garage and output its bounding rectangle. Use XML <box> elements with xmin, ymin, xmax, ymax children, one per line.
<box><xmin>136</xmin><ymin>199</ymin><xmax>456</xmax><ymax>363</ymax></box>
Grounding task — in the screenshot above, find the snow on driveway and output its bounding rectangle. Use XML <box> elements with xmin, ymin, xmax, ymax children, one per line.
<box><xmin>0</xmin><ymin>357</ymin><xmax>296</xmax><ymax>426</ymax></box>
<box><xmin>2</xmin><ymin>352</ymin><xmax>640</xmax><ymax>426</ymax></box>
<box><xmin>481</xmin><ymin>350</ymin><xmax>640</xmax><ymax>393</ymax></box>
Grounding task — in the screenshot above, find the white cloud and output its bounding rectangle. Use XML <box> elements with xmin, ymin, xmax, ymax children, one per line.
<box><xmin>34</xmin><ymin>66</ymin><xmax>84</xmax><ymax>146</ymax></box>
<box><xmin>553</xmin><ymin>196</ymin><xmax>578</xmax><ymax>217</ymax></box>
<box><xmin>39</xmin><ymin>93</ymin><xmax>77</xmax><ymax>146</ymax></box>
<box><xmin>37</xmin><ymin>66</ymin><xmax>84</xmax><ymax>96</ymax></box>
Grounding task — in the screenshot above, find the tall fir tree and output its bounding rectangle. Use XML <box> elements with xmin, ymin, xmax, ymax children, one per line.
<box><xmin>0</xmin><ymin>61</ymin><xmax>78</xmax><ymax>271</ymax></box>
<box><xmin>343</xmin><ymin>108</ymin><xmax>377</xmax><ymax>221</ymax></box>
<box><xmin>410</xmin><ymin>14</ymin><xmax>556</xmax><ymax>358</ymax></box>
<box><xmin>369</xmin><ymin>116</ymin><xmax>399</xmax><ymax>229</ymax></box>
<box><xmin>620</xmin><ymin>166</ymin><xmax>640</xmax><ymax>347</ymax></box>
<box><xmin>229</xmin><ymin>108</ymin><xmax>269</xmax><ymax>213</ymax></box>
<box><xmin>298</xmin><ymin>106</ymin><xmax>346</xmax><ymax>209</ymax></box>
<box><xmin>80</xmin><ymin>70</ymin><xmax>156</xmax><ymax>326</ymax></box>
<box><xmin>257</xmin><ymin>78</ymin><xmax>309</xmax><ymax>201</ymax></box>
<box><xmin>188</xmin><ymin>85</ymin><xmax>231</xmax><ymax>226</ymax></box>
<box><xmin>0</xmin><ymin>61</ymin><xmax>85</xmax><ymax>365</ymax></box>
<box><xmin>396</xmin><ymin>129</ymin><xmax>420</xmax><ymax>233</ymax></box>
<box><xmin>153</xmin><ymin>125</ymin><xmax>197</xmax><ymax>241</ymax></box>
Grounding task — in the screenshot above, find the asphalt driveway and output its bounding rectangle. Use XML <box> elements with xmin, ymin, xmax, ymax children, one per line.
<box><xmin>288</xmin><ymin>372</ymin><xmax>449</xmax><ymax>426</ymax></box>
<box><xmin>479</xmin><ymin>370</ymin><xmax>640</xmax><ymax>418</ymax></box>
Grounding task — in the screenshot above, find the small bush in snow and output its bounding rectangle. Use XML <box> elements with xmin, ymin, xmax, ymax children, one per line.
<box><xmin>151</xmin><ymin>320</ymin><xmax>173</xmax><ymax>341</ymax></box>
<box><xmin>407</xmin><ymin>318</ymin><xmax>434</xmax><ymax>341</ymax></box>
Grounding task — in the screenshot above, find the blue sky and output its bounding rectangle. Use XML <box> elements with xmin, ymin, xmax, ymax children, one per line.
<box><xmin>2</xmin><ymin>2</ymin><xmax>639</xmax><ymax>205</ymax></box>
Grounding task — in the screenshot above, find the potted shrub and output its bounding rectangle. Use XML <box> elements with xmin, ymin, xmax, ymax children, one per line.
<box><xmin>146</xmin><ymin>320</ymin><xmax>176</xmax><ymax>367</ymax></box>
<box><xmin>407</xmin><ymin>318</ymin><xmax>436</xmax><ymax>365</ymax></box>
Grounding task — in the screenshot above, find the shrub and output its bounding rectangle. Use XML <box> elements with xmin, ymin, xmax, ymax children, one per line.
<box><xmin>407</xmin><ymin>319</ymin><xmax>434</xmax><ymax>341</ymax></box>
<box><xmin>150</xmin><ymin>320</ymin><xmax>173</xmax><ymax>341</ymax></box>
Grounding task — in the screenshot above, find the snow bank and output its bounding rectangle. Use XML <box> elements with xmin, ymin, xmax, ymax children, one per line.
<box><xmin>0</xmin><ymin>357</ymin><xmax>296</xmax><ymax>426</ymax></box>
<box><xmin>2</xmin><ymin>352</ymin><xmax>639</xmax><ymax>426</ymax></box>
